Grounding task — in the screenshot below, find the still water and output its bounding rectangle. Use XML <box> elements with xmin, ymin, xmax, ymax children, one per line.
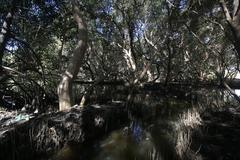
<box><xmin>54</xmin><ymin>89</ymin><xmax>237</xmax><ymax>160</ymax></box>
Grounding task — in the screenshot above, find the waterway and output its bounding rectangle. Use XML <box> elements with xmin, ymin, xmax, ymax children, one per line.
<box><xmin>51</xmin><ymin>88</ymin><xmax>240</xmax><ymax>160</ymax></box>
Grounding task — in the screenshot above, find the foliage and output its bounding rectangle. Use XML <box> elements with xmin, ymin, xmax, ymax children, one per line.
<box><xmin>0</xmin><ymin>0</ymin><xmax>239</xmax><ymax>111</ymax></box>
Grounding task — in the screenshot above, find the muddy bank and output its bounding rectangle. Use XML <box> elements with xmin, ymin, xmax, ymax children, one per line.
<box><xmin>0</xmin><ymin>104</ymin><xmax>128</xmax><ymax>160</ymax></box>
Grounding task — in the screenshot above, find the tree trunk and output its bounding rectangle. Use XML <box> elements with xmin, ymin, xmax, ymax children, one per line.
<box><xmin>58</xmin><ymin>3</ymin><xmax>88</xmax><ymax>111</ymax></box>
<box><xmin>220</xmin><ymin>0</ymin><xmax>240</xmax><ymax>58</ymax></box>
<box><xmin>220</xmin><ymin>0</ymin><xmax>240</xmax><ymax>102</ymax></box>
<box><xmin>165</xmin><ymin>41</ymin><xmax>172</xmax><ymax>86</ymax></box>
<box><xmin>0</xmin><ymin>0</ymin><xmax>18</xmax><ymax>72</ymax></box>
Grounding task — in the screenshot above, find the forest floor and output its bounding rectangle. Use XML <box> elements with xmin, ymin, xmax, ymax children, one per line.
<box><xmin>192</xmin><ymin>105</ymin><xmax>240</xmax><ymax>160</ymax></box>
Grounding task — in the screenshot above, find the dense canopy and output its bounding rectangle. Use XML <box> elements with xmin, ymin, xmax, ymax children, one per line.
<box><xmin>2</xmin><ymin>1</ymin><xmax>240</xmax><ymax>160</ymax></box>
<box><xmin>1</xmin><ymin>0</ymin><xmax>240</xmax><ymax>111</ymax></box>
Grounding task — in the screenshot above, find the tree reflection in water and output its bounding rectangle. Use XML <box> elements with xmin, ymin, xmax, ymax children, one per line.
<box><xmin>53</xmin><ymin>89</ymin><xmax>240</xmax><ymax>160</ymax></box>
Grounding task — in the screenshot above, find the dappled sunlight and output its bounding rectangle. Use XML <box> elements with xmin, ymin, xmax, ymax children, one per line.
<box><xmin>2</xmin><ymin>0</ymin><xmax>240</xmax><ymax>159</ymax></box>
<box><xmin>174</xmin><ymin>108</ymin><xmax>203</xmax><ymax>159</ymax></box>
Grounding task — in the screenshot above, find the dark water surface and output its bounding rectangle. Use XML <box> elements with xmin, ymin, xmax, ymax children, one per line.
<box><xmin>53</xmin><ymin>89</ymin><xmax>240</xmax><ymax>160</ymax></box>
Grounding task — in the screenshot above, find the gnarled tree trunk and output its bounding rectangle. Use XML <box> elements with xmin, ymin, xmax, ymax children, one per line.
<box><xmin>220</xmin><ymin>0</ymin><xmax>240</xmax><ymax>57</ymax></box>
<box><xmin>58</xmin><ymin>2</ymin><xmax>88</xmax><ymax>111</ymax></box>
<box><xmin>0</xmin><ymin>0</ymin><xmax>18</xmax><ymax>72</ymax></box>
<box><xmin>220</xmin><ymin>0</ymin><xmax>240</xmax><ymax>102</ymax></box>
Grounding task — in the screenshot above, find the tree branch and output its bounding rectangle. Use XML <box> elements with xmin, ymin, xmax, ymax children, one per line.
<box><xmin>233</xmin><ymin>0</ymin><xmax>240</xmax><ymax>16</ymax></box>
<box><xmin>220</xmin><ymin>0</ymin><xmax>232</xmax><ymax>22</ymax></box>
<box><xmin>223</xmin><ymin>81</ymin><xmax>240</xmax><ymax>103</ymax></box>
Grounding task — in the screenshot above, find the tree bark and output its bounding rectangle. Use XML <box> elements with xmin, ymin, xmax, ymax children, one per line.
<box><xmin>220</xmin><ymin>0</ymin><xmax>240</xmax><ymax>58</ymax></box>
<box><xmin>0</xmin><ymin>0</ymin><xmax>18</xmax><ymax>72</ymax></box>
<box><xmin>165</xmin><ymin>40</ymin><xmax>173</xmax><ymax>86</ymax></box>
<box><xmin>58</xmin><ymin>2</ymin><xmax>88</xmax><ymax>111</ymax></box>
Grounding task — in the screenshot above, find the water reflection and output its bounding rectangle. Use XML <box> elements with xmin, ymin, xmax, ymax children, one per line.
<box><xmin>53</xmin><ymin>89</ymin><xmax>238</xmax><ymax>160</ymax></box>
<box><xmin>96</xmin><ymin>121</ymin><xmax>172</xmax><ymax>160</ymax></box>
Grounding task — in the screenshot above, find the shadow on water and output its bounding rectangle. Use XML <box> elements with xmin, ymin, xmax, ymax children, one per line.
<box><xmin>53</xmin><ymin>89</ymin><xmax>240</xmax><ymax>160</ymax></box>
<box><xmin>54</xmin><ymin>119</ymin><xmax>179</xmax><ymax>160</ymax></box>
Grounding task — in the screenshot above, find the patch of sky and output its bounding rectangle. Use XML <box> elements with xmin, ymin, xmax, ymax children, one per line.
<box><xmin>96</xmin><ymin>0</ymin><xmax>113</xmax><ymax>15</ymax></box>
<box><xmin>134</xmin><ymin>20</ymin><xmax>146</xmax><ymax>40</ymax></box>
<box><xmin>212</xmin><ymin>6</ymin><xmax>221</xmax><ymax>13</ymax></box>
<box><xmin>29</xmin><ymin>3</ymin><xmax>41</xmax><ymax>16</ymax></box>
<box><xmin>6</xmin><ymin>40</ymin><xmax>19</xmax><ymax>52</ymax></box>
<box><xmin>204</xmin><ymin>37</ymin><xmax>210</xmax><ymax>44</ymax></box>
<box><xmin>45</xmin><ymin>0</ymin><xmax>60</xmax><ymax>13</ymax></box>
<box><xmin>170</xmin><ymin>32</ymin><xmax>180</xmax><ymax>40</ymax></box>
<box><xmin>45</xmin><ymin>0</ymin><xmax>56</xmax><ymax>7</ymax></box>
<box><xmin>96</xmin><ymin>18</ymin><xmax>104</xmax><ymax>34</ymax></box>
<box><xmin>94</xmin><ymin>0</ymin><xmax>114</xmax><ymax>40</ymax></box>
<box><xmin>179</xmin><ymin>0</ymin><xmax>188</xmax><ymax>12</ymax></box>
<box><xmin>96</xmin><ymin>18</ymin><xmax>113</xmax><ymax>41</ymax></box>
<box><xmin>103</xmin><ymin>0</ymin><xmax>113</xmax><ymax>14</ymax></box>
